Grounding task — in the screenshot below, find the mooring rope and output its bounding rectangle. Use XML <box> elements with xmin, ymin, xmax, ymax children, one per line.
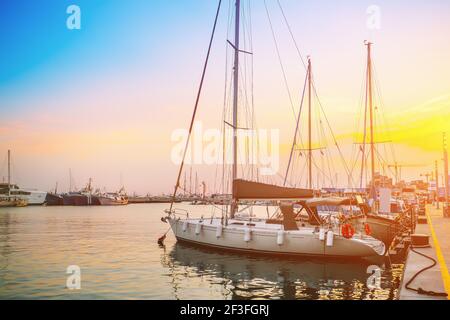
<box><xmin>405</xmin><ymin>246</ymin><xmax>448</xmax><ymax>297</ymax></box>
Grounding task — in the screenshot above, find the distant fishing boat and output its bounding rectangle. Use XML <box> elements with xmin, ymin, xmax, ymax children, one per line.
<box><xmin>45</xmin><ymin>182</ymin><xmax>64</xmax><ymax>206</ymax></box>
<box><xmin>45</xmin><ymin>193</ymin><xmax>64</xmax><ymax>206</ymax></box>
<box><xmin>95</xmin><ymin>186</ymin><xmax>128</xmax><ymax>206</ymax></box>
<box><xmin>97</xmin><ymin>193</ymin><xmax>128</xmax><ymax>206</ymax></box>
<box><xmin>62</xmin><ymin>178</ymin><xmax>98</xmax><ymax>206</ymax></box>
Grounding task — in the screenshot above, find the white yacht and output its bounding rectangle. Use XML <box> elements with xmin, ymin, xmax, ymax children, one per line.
<box><xmin>0</xmin><ymin>183</ymin><xmax>47</xmax><ymax>205</ymax></box>
<box><xmin>0</xmin><ymin>150</ymin><xmax>46</xmax><ymax>206</ymax></box>
<box><xmin>164</xmin><ymin>180</ymin><xmax>385</xmax><ymax>259</ymax></box>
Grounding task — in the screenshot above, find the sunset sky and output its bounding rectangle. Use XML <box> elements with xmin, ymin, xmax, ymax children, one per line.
<box><xmin>0</xmin><ymin>0</ymin><xmax>449</xmax><ymax>194</ymax></box>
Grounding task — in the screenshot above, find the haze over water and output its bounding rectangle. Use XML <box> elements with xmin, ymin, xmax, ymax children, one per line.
<box><xmin>0</xmin><ymin>204</ymin><xmax>402</xmax><ymax>299</ymax></box>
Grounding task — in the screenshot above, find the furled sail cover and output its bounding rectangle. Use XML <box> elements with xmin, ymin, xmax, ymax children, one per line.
<box><xmin>233</xmin><ymin>179</ymin><xmax>314</xmax><ymax>200</ymax></box>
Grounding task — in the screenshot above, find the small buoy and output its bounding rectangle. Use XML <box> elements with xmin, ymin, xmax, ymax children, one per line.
<box><xmin>319</xmin><ymin>228</ymin><xmax>326</xmax><ymax>241</ymax></box>
<box><xmin>341</xmin><ymin>223</ymin><xmax>355</xmax><ymax>239</ymax></box>
<box><xmin>195</xmin><ymin>223</ymin><xmax>202</xmax><ymax>235</ymax></box>
<box><xmin>182</xmin><ymin>220</ymin><xmax>188</xmax><ymax>232</ymax></box>
<box><xmin>216</xmin><ymin>224</ymin><xmax>223</xmax><ymax>238</ymax></box>
<box><xmin>277</xmin><ymin>230</ymin><xmax>284</xmax><ymax>245</ymax></box>
<box><xmin>326</xmin><ymin>230</ymin><xmax>334</xmax><ymax>247</ymax></box>
<box><xmin>244</xmin><ymin>228</ymin><xmax>251</xmax><ymax>242</ymax></box>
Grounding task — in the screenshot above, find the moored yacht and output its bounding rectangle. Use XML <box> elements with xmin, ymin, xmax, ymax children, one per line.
<box><xmin>164</xmin><ymin>180</ymin><xmax>385</xmax><ymax>259</ymax></box>
<box><xmin>0</xmin><ymin>183</ymin><xmax>46</xmax><ymax>205</ymax></box>
<box><xmin>0</xmin><ymin>150</ymin><xmax>46</xmax><ymax>205</ymax></box>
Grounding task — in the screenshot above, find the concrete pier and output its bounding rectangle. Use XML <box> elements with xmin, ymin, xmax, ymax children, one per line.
<box><xmin>399</xmin><ymin>204</ymin><xmax>450</xmax><ymax>300</ymax></box>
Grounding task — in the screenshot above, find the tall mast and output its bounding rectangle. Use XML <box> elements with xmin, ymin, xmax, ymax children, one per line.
<box><xmin>443</xmin><ymin>133</ymin><xmax>449</xmax><ymax>208</ymax></box>
<box><xmin>7</xmin><ymin>150</ymin><xmax>11</xmax><ymax>197</ymax></box>
<box><xmin>230</xmin><ymin>0</ymin><xmax>240</xmax><ymax>218</ymax></box>
<box><xmin>366</xmin><ymin>42</ymin><xmax>376</xmax><ymax>190</ymax></box>
<box><xmin>307</xmin><ymin>58</ymin><xmax>312</xmax><ymax>189</ymax></box>
<box><xmin>360</xmin><ymin>54</ymin><xmax>369</xmax><ymax>189</ymax></box>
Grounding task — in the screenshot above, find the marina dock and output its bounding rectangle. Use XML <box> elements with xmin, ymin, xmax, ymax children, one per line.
<box><xmin>399</xmin><ymin>204</ymin><xmax>450</xmax><ymax>300</ymax></box>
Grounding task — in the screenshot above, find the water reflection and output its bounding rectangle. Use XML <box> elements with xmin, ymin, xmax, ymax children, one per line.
<box><xmin>0</xmin><ymin>204</ymin><xmax>402</xmax><ymax>299</ymax></box>
<box><xmin>162</xmin><ymin>242</ymin><xmax>402</xmax><ymax>300</ymax></box>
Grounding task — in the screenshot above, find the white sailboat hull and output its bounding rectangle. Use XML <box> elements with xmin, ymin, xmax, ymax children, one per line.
<box><xmin>168</xmin><ymin>218</ymin><xmax>385</xmax><ymax>258</ymax></box>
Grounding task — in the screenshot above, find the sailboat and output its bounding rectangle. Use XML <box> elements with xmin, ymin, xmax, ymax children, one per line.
<box><xmin>355</xmin><ymin>42</ymin><xmax>406</xmax><ymax>246</ymax></box>
<box><xmin>162</xmin><ymin>0</ymin><xmax>385</xmax><ymax>259</ymax></box>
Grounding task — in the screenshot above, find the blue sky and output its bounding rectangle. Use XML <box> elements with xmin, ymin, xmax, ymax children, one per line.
<box><xmin>0</xmin><ymin>1</ymin><xmax>449</xmax><ymax>193</ymax></box>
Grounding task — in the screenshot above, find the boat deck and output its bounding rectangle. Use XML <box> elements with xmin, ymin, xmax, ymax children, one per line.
<box><xmin>399</xmin><ymin>204</ymin><xmax>450</xmax><ymax>300</ymax></box>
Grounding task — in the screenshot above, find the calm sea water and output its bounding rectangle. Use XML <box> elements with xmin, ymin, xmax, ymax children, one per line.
<box><xmin>0</xmin><ymin>204</ymin><xmax>403</xmax><ymax>300</ymax></box>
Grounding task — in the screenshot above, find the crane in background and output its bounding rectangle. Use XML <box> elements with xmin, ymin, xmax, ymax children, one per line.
<box><xmin>420</xmin><ymin>172</ymin><xmax>433</xmax><ymax>183</ymax></box>
<box><xmin>387</xmin><ymin>163</ymin><xmax>426</xmax><ymax>184</ymax></box>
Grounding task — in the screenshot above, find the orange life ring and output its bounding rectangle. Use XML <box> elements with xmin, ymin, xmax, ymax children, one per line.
<box><xmin>341</xmin><ymin>223</ymin><xmax>355</xmax><ymax>239</ymax></box>
<box><xmin>364</xmin><ymin>223</ymin><xmax>372</xmax><ymax>236</ymax></box>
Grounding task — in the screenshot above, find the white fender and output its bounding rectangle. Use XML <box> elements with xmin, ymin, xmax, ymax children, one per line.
<box><xmin>216</xmin><ymin>224</ymin><xmax>223</xmax><ymax>238</ymax></box>
<box><xmin>277</xmin><ymin>230</ymin><xmax>284</xmax><ymax>245</ymax></box>
<box><xmin>244</xmin><ymin>228</ymin><xmax>251</xmax><ymax>242</ymax></box>
<box><xmin>319</xmin><ymin>228</ymin><xmax>325</xmax><ymax>241</ymax></box>
<box><xmin>195</xmin><ymin>223</ymin><xmax>202</xmax><ymax>235</ymax></box>
<box><xmin>182</xmin><ymin>220</ymin><xmax>188</xmax><ymax>232</ymax></box>
<box><xmin>326</xmin><ymin>230</ymin><xmax>334</xmax><ymax>247</ymax></box>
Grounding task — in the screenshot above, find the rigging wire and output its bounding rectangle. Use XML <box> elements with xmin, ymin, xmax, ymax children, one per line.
<box><xmin>312</xmin><ymin>76</ymin><xmax>357</xmax><ymax>188</ymax></box>
<box><xmin>168</xmin><ymin>0</ymin><xmax>223</xmax><ymax>212</ymax></box>
<box><xmin>263</xmin><ymin>0</ymin><xmax>298</xmax><ymax>122</ymax></box>
<box><xmin>284</xmin><ymin>71</ymin><xmax>308</xmax><ymax>186</ymax></box>
<box><xmin>276</xmin><ymin>0</ymin><xmax>307</xmax><ymax>69</ymax></box>
<box><xmin>276</xmin><ymin>0</ymin><xmax>355</xmax><ymax>188</ymax></box>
